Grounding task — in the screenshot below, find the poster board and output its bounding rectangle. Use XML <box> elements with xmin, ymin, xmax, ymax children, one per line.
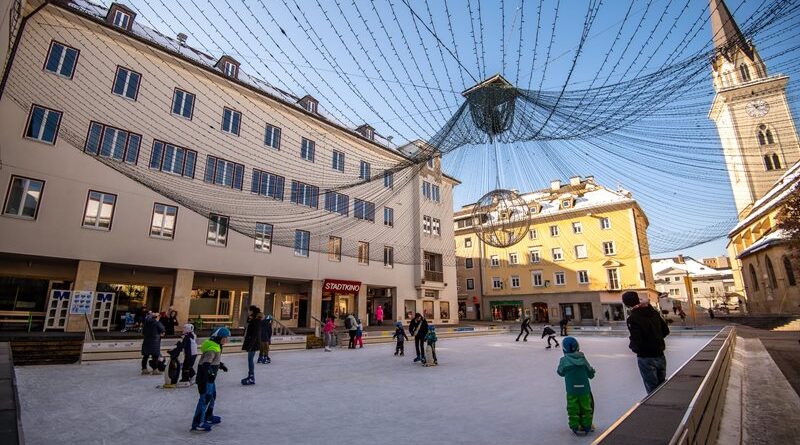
<box><xmin>91</xmin><ymin>292</ymin><xmax>115</xmax><ymax>331</ymax></box>
<box><xmin>69</xmin><ymin>291</ymin><xmax>94</xmax><ymax>315</ymax></box>
<box><xmin>44</xmin><ymin>290</ymin><xmax>72</xmax><ymax>331</ymax></box>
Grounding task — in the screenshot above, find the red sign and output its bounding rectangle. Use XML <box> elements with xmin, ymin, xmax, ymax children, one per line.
<box><xmin>323</xmin><ymin>279</ymin><xmax>361</xmax><ymax>294</ymax></box>
<box><xmin>472</xmin><ymin>296</ymin><xmax>479</xmax><ymax>305</ymax></box>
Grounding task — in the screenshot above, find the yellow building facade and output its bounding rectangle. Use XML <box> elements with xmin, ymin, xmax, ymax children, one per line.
<box><xmin>455</xmin><ymin>176</ymin><xmax>655</xmax><ymax>324</ymax></box>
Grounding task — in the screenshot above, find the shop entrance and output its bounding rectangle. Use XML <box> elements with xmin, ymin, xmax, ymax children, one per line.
<box><xmin>322</xmin><ymin>279</ymin><xmax>362</xmax><ymax>327</ymax></box>
<box><xmin>602</xmin><ymin>303</ymin><xmax>625</xmax><ymax>321</ymax></box>
<box><xmin>531</xmin><ymin>302</ymin><xmax>549</xmax><ymax>323</ymax></box>
<box><xmin>367</xmin><ymin>287</ymin><xmax>393</xmax><ymax>326</ymax></box>
<box><xmin>298</xmin><ymin>298</ymin><xmax>308</xmax><ymax>328</ymax></box>
<box><xmin>559</xmin><ymin>303</ymin><xmax>575</xmax><ymax>320</ymax></box>
<box><xmin>490</xmin><ymin>301</ymin><xmax>522</xmax><ymax>321</ymax></box>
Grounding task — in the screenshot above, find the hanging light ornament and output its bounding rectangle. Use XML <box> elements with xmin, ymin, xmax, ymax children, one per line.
<box><xmin>471</xmin><ymin>189</ymin><xmax>531</xmax><ymax>248</ymax></box>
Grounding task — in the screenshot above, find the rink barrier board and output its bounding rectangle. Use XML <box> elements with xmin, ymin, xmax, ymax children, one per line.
<box><xmin>0</xmin><ymin>342</ymin><xmax>23</xmax><ymax>445</ymax></box>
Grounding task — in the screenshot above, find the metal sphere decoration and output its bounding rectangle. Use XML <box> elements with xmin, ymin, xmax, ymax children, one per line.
<box><xmin>471</xmin><ymin>189</ymin><xmax>531</xmax><ymax>248</ymax></box>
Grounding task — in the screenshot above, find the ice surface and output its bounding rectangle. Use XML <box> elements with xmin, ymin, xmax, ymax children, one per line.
<box><xmin>16</xmin><ymin>334</ymin><xmax>711</xmax><ymax>445</ymax></box>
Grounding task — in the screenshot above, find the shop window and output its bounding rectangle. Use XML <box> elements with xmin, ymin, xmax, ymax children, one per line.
<box><xmin>440</xmin><ymin>301</ymin><xmax>450</xmax><ymax>320</ymax></box>
<box><xmin>423</xmin><ymin>300</ymin><xmax>434</xmax><ymax>320</ymax></box>
<box><xmin>0</xmin><ymin>277</ymin><xmax>58</xmax><ymax>312</ymax></box>
<box><xmin>279</xmin><ymin>295</ymin><xmax>294</xmax><ymax>320</ymax></box>
<box><xmin>404</xmin><ymin>300</ymin><xmax>416</xmax><ymax>319</ymax></box>
<box><xmin>579</xmin><ymin>303</ymin><xmax>593</xmax><ymax>320</ymax></box>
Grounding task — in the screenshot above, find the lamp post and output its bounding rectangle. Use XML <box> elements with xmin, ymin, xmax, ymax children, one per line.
<box><xmin>684</xmin><ymin>272</ymin><xmax>697</xmax><ymax>328</ymax></box>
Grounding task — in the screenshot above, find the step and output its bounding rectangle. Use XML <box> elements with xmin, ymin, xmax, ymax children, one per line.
<box><xmin>773</xmin><ymin>319</ymin><xmax>800</xmax><ymax>331</ymax></box>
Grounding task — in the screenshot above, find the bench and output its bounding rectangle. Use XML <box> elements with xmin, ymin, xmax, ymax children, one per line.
<box><xmin>0</xmin><ymin>311</ymin><xmax>46</xmax><ymax>332</ymax></box>
<box><xmin>190</xmin><ymin>314</ymin><xmax>233</xmax><ymax>329</ymax></box>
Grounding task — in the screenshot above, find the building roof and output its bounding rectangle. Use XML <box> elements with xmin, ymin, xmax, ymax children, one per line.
<box><xmin>651</xmin><ymin>256</ymin><xmax>726</xmax><ymax>277</ymax></box>
<box><xmin>710</xmin><ymin>0</ymin><xmax>749</xmax><ymax>53</ymax></box>
<box><xmin>730</xmin><ymin>160</ymin><xmax>800</xmax><ymax>235</ymax></box>
<box><xmin>737</xmin><ymin>229</ymin><xmax>787</xmax><ymax>259</ymax></box>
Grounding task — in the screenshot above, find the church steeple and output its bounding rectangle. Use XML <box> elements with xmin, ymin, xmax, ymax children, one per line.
<box><xmin>710</xmin><ymin>0</ymin><xmax>749</xmax><ymax>55</ymax></box>
<box><xmin>709</xmin><ymin>0</ymin><xmax>767</xmax><ymax>91</ymax></box>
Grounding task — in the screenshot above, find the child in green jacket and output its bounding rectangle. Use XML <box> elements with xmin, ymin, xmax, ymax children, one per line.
<box><xmin>556</xmin><ymin>336</ymin><xmax>596</xmax><ymax>435</ymax></box>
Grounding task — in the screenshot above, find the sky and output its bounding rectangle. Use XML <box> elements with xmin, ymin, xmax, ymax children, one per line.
<box><xmin>101</xmin><ymin>0</ymin><xmax>799</xmax><ymax>259</ymax></box>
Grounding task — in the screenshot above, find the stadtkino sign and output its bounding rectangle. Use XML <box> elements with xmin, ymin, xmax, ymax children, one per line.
<box><xmin>323</xmin><ymin>279</ymin><xmax>362</xmax><ymax>294</ymax></box>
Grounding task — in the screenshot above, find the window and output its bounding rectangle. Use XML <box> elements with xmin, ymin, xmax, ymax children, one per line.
<box><xmin>529</xmin><ymin>229</ymin><xmax>538</xmax><ymax>240</ymax></box>
<box><xmin>749</xmin><ymin>264</ymin><xmax>759</xmax><ymax>291</ymax></box>
<box><xmin>693</xmin><ymin>287</ymin><xmax>699</xmax><ymax>294</ymax></box>
<box><xmin>603</xmin><ymin>241</ymin><xmax>616</xmax><ymax>256</ymax></box>
<box><xmin>171</xmin><ymin>89</ymin><xmax>195</xmax><ymax>119</ymax></box>
<box><xmin>550</xmin><ymin>225</ymin><xmax>560</xmax><ymax>237</ymax></box>
<box><xmin>532</xmin><ymin>271</ymin><xmax>543</xmax><ymax>287</ymax></box>
<box><xmin>4</xmin><ymin>176</ymin><xmax>44</xmax><ymax>219</ymax></box>
<box><xmin>150</xmin><ymin>203</ymin><xmax>177</xmax><ymax>239</ymax></box>
<box><xmin>204</xmin><ymin>156</ymin><xmax>244</xmax><ymax>190</ymax></box>
<box><xmin>423</xmin><ymin>215</ymin><xmax>432</xmax><ymax>234</ymax></box>
<box><xmin>710</xmin><ymin>287</ymin><xmax>716</xmax><ymax>294</ymax></box>
<box><xmin>529</xmin><ymin>249</ymin><xmax>540</xmax><ymax>263</ymax></box>
<box><xmin>251</xmin><ymin>170</ymin><xmax>285</xmax><ymax>200</ymax></box>
<box><xmin>432</xmin><ymin>218</ymin><xmax>441</xmax><ymax>236</ymax></box>
<box><xmin>223</xmin><ymin>61</ymin><xmax>238</xmax><ymax>78</ymax></box>
<box><xmin>466</xmin><ymin>278</ymin><xmax>475</xmax><ymax>290</ymax></box>
<box><xmin>432</xmin><ymin>185</ymin><xmax>441</xmax><ymax>202</ymax></box>
<box><xmin>294</xmin><ymin>230</ymin><xmax>310</xmax><ymax>257</ymax></box>
<box><xmin>44</xmin><ymin>41</ymin><xmax>79</xmax><ymax>79</ymax></box>
<box><xmin>290</xmin><ymin>181</ymin><xmax>319</xmax><ymax>208</ymax></box>
<box><xmin>766</xmin><ymin>257</ymin><xmax>778</xmax><ymax>289</ymax></box>
<box><xmin>300</xmin><ymin>138</ymin><xmax>315</xmax><ymax>162</ymax></box>
<box><xmin>85</xmin><ymin>122</ymin><xmax>140</xmax><ymax>164</ymax></box>
<box><xmin>575</xmin><ymin>244</ymin><xmax>588</xmax><ymax>259</ymax></box>
<box><xmin>206</xmin><ymin>214</ymin><xmax>229</xmax><ymax>246</ymax></box>
<box><xmin>328</xmin><ymin>236</ymin><xmax>341</xmax><ymax>261</ymax></box>
<box><xmin>561</xmin><ymin>199</ymin><xmax>572</xmax><ymax>209</ymax></box>
<box><xmin>758</xmin><ymin>125</ymin><xmax>775</xmax><ymax>146</ymax></box>
<box><xmin>150</xmin><ymin>141</ymin><xmax>196</xmax><ymax>178</ymax></box>
<box><xmin>555</xmin><ymin>272</ymin><xmax>565</xmax><ymax>286</ymax></box>
<box><xmin>324</xmin><ymin>191</ymin><xmax>349</xmax><ymax>216</ymax></box>
<box><xmin>384</xmin><ymin>246</ymin><xmax>394</xmax><ymax>268</ymax></box>
<box><xmin>509</xmin><ymin>252</ymin><xmax>519</xmax><ymax>265</ymax></box>
<box><xmin>510</xmin><ymin>276</ymin><xmax>520</xmax><ymax>288</ymax></box>
<box><xmin>422</xmin><ymin>181</ymin><xmax>431</xmax><ymax>200</ymax></box>
<box><xmin>674</xmin><ymin>277</ymin><xmax>681</xmax><ymax>282</ymax></box>
<box><xmin>264</xmin><ymin>124</ymin><xmax>281</xmax><ymax>149</ymax></box>
<box><xmin>465</xmin><ymin>258</ymin><xmax>474</xmax><ymax>269</ymax></box>
<box><xmin>304</xmin><ymin>99</ymin><xmax>318</xmax><ymax>113</ymax></box>
<box><xmin>465</xmin><ymin>237</ymin><xmax>472</xmax><ymax>248</ymax></box>
<box><xmin>490</xmin><ymin>255</ymin><xmax>500</xmax><ymax>267</ymax></box>
<box><xmin>577</xmin><ymin>270</ymin><xmax>589</xmax><ymax>284</ymax></box>
<box><xmin>83</xmin><ymin>191</ymin><xmax>116</xmax><ymax>230</ymax></box>
<box><xmin>358</xmin><ymin>241</ymin><xmax>370</xmax><ymax>265</ymax></box>
<box><xmin>784</xmin><ymin>256</ymin><xmax>796</xmax><ymax>287</ymax></box>
<box><xmin>607</xmin><ymin>268</ymin><xmax>620</xmax><ymax>290</ymax></box>
<box><xmin>764</xmin><ymin>153</ymin><xmax>782</xmax><ymax>171</ymax></box>
<box><xmin>600</xmin><ymin>217</ymin><xmax>611</xmax><ymax>230</ymax></box>
<box><xmin>112</xmin><ymin>66</ymin><xmax>140</xmax><ymax>100</ymax></box>
<box><xmin>332</xmin><ymin>150</ymin><xmax>345</xmax><ymax>172</ymax></box>
<box><xmin>359</xmin><ymin>161</ymin><xmax>371</xmax><ymax>180</ymax></box>
<box><xmin>384</xmin><ymin>207</ymin><xmax>394</xmax><ymax>227</ymax></box>
<box><xmin>354</xmin><ymin>199</ymin><xmax>375</xmax><ymax>221</ymax></box>
<box><xmin>384</xmin><ymin>170</ymin><xmax>394</xmax><ymax>189</ymax></box>
<box><xmin>221</xmin><ymin>107</ymin><xmax>241</xmax><ymax>136</ymax></box>
<box><xmin>112</xmin><ymin>9</ymin><xmax>131</xmax><ymax>29</ymax></box>
<box><xmin>739</xmin><ymin>64</ymin><xmax>751</xmax><ymax>82</ymax></box>
<box><xmin>492</xmin><ymin>277</ymin><xmax>502</xmax><ymax>289</ymax></box>
<box><xmin>552</xmin><ymin>247</ymin><xmax>563</xmax><ymax>261</ymax></box>
<box><xmin>255</xmin><ymin>222</ymin><xmax>273</xmax><ymax>252</ymax></box>
<box><xmin>579</xmin><ymin>303</ymin><xmax>593</xmax><ymax>320</ymax></box>
<box><xmin>24</xmin><ymin>105</ymin><xmax>61</xmax><ymax>144</ymax></box>
<box><xmin>572</xmin><ymin>222</ymin><xmax>582</xmax><ymax>234</ymax></box>
<box><xmin>427</xmin><ymin>157</ymin><xmax>434</xmax><ymax>168</ymax></box>
<box><xmin>670</xmin><ymin>289</ymin><xmax>680</xmax><ymax>296</ymax></box>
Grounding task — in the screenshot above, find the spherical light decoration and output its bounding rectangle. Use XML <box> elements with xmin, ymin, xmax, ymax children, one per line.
<box><xmin>471</xmin><ymin>189</ymin><xmax>531</xmax><ymax>248</ymax></box>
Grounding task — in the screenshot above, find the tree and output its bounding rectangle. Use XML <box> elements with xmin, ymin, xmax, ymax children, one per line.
<box><xmin>777</xmin><ymin>184</ymin><xmax>800</xmax><ymax>260</ymax></box>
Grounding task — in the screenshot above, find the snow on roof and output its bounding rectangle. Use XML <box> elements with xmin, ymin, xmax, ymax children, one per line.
<box><xmin>737</xmin><ymin>229</ymin><xmax>787</xmax><ymax>258</ymax></box>
<box><xmin>731</xmin><ymin>161</ymin><xmax>800</xmax><ymax>235</ymax></box>
<box><xmin>651</xmin><ymin>256</ymin><xmax>723</xmax><ymax>277</ymax></box>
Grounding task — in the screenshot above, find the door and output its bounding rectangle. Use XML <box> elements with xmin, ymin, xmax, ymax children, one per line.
<box><xmin>146</xmin><ymin>286</ymin><xmax>162</xmax><ymax>314</ymax></box>
<box><xmin>297</xmin><ymin>298</ymin><xmax>308</xmax><ymax>328</ymax></box>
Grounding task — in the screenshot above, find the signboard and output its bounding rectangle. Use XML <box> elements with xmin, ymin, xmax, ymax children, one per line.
<box><xmin>44</xmin><ymin>290</ymin><xmax>72</xmax><ymax>331</ymax></box>
<box><xmin>323</xmin><ymin>279</ymin><xmax>361</xmax><ymax>294</ymax></box>
<box><xmin>92</xmin><ymin>292</ymin><xmax>115</xmax><ymax>331</ymax></box>
<box><xmin>69</xmin><ymin>291</ymin><xmax>94</xmax><ymax>315</ymax></box>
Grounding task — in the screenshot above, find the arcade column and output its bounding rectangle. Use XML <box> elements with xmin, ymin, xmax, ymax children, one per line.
<box><xmin>250</xmin><ymin>276</ymin><xmax>267</xmax><ymax>311</ymax></box>
<box><xmin>358</xmin><ymin>285</ymin><xmax>368</xmax><ymax>326</ymax></box>
<box><xmin>310</xmin><ymin>280</ymin><xmax>323</xmax><ymax>326</ymax></box>
<box><xmin>172</xmin><ymin>269</ymin><xmax>194</xmax><ymax>326</ymax></box>
<box><xmin>65</xmin><ymin>260</ymin><xmax>100</xmax><ymax>333</ymax></box>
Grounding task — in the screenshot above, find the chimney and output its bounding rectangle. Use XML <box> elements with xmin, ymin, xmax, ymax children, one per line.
<box><xmin>550</xmin><ymin>180</ymin><xmax>561</xmax><ymax>191</ymax></box>
<box><xmin>676</xmin><ymin>255</ymin><xmax>685</xmax><ymax>264</ymax></box>
<box><xmin>177</xmin><ymin>33</ymin><xmax>188</xmax><ymax>46</ymax></box>
<box><xmin>569</xmin><ymin>176</ymin><xmax>581</xmax><ymax>186</ymax></box>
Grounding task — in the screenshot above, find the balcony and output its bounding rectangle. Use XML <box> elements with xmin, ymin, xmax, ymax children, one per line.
<box><xmin>424</xmin><ymin>270</ymin><xmax>444</xmax><ymax>282</ymax></box>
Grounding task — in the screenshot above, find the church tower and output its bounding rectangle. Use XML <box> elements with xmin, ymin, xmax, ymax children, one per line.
<box><xmin>708</xmin><ymin>0</ymin><xmax>800</xmax><ymax>218</ymax></box>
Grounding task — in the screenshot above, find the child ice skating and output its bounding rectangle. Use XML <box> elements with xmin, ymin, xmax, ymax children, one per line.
<box><xmin>258</xmin><ymin>315</ymin><xmax>273</xmax><ymax>364</ymax></box>
<box><xmin>423</xmin><ymin>325</ymin><xmax>438</xmax><ymax>366</ymax></box>
<box><xmin>191</xmin><ymin>327</ymin><xmax>230</xmax><ymax>432</ymax></box>
<box><xmin>542</xmin><ymin>325</ymin><xmax>560</xmax><ymax>349</ymax></box>
<box><xmin>322</xmin><ymin>317</ymin><xmax>336</xmax><ymax>351</ymax></box>
<box><xmin>355</xmin><ymin>319</ymin><xmax>364</xmax><ymax>348</ymax></box>
<box><xmin>392</xmin><ymin>321</ymin><xmax>408</xmax><ymax>356</ymax></box>
<box><xmin>556</xmin><ymin>337</ymin><xmax>596</xmax><ymax>435</ymax></box>
<box><xmin>160</xmin><ymin>342</ymin><xmax>183</xmax><ymax>389</ymax></box>
<box><xmin>179</xmin><ymin>324</ymin><xmax>198</xmax><ymax>384</ymax></box>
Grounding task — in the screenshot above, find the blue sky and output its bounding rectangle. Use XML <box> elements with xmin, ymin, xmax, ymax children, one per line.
<box><xmin>115</xmin><ymin>0</ymin><xmax>799</xmax><ymax>258</ymax></box>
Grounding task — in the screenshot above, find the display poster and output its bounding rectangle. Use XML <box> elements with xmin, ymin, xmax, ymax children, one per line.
<box><xmin>69</xmin><ymin>291</ymin><xmax>94</xmax><ymax>315</ymax></box>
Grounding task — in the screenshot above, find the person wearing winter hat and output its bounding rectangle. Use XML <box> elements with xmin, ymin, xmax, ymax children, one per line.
<box><xmin>556</xmin><ymin>337</ymin><xmax>596</xmax><ymax>435</ymax></box>
<box><xmin>179</xmin><ymin>323</ymin><xmax>198</xmax><ymax>383</ymax></box>
<box><xmin>258</xmin><ymin>314</ymin><xmax>273</xmax><ymax>364</ymax></box>
<box><xmin>241</xmin><ymin>306</ymin><xmax>263</xmax><ymax>386</ymax></box>
<box><xmin>541</xmin><ymin>324</ymin><xmax>560</xmax><ymax>349</ymax></box>
<box><xmin>191</xmin><ymin>327</ymin><xmax>230</xmax><ymax>432</ymax></box>
<box><xmin>392</xmin><ymin>321</ymin><xmax>409</xmax><ymax>356</ymax></box>
<box><xmin>423</xmin><ymin>325</ymin><xmax>438</xmax><ymax>366</ymax></box>
<box><xmin>622</xmin><ymin>291</ymin><xmax>670</xmax><ymax>394</ymax></box>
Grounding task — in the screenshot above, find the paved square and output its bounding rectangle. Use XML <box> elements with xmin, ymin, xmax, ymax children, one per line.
<box><xmin>15</xmin><ymin>334</ymin><xmax>711</xmax><ymax>445</ymax></box>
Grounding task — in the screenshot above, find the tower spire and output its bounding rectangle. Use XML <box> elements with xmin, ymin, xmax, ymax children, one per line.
<box><xmin>710</xmin><ymin>0</ymin><xmax>751</xmax><ymax>58</ymax></box>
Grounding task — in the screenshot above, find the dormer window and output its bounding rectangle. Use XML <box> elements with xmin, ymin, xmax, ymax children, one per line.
<box><xmin>299</xmin><ymin>95</ymin><xmax>318</xmax><ymax>114</ymax></box>
<box><xmin>215</xmin><ymin>56</ymin><xmax>240</xmax><ymax>80</ymax></box>
<box><xmin>356</xmin><ymin>124</ymin><xmax>375</xmax><ymax>140</ymax></box>
<box><xmin>106</xmin><ymin>4</ymin><xmax>136</xmax><ymax>31</ymax></box>
<box><xmin>560</xmin><ymin>198</ymin><xmax>574</xmax><ymax>209</ymax></box>
<box><xmin>224</xmin><ymin>61</ymin><xmax>237</xmax><ymax>78</ymax></box>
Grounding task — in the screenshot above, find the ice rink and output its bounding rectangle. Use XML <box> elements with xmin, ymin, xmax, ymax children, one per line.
<box><xmin>16</xmin><ymin>334</ymin><xmax>711</xmax><ymax>445</ymax></box>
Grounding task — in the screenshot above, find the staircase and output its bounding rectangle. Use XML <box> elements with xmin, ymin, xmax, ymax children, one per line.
<box><xmin>720</xmin><ymin>315</ymin><xmax>800</xmax><ymax>331</ymax></box>
<box><xmin>773</xmin><ymin>318</ymin><xmax>800</xmax><ymax>331</ymax></box>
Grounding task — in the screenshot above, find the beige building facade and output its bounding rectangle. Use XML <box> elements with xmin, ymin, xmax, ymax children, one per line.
<box><xmin>0</xmin><ymin>1</ymin><xmax>459</xmax><ymax>331</ymax></box>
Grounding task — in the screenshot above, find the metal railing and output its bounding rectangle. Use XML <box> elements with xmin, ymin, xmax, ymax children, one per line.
<box><xmin>424</xmin><ymin>270</ymin><xmax>443</xmax><ymax>282</ymax></box>
<box><xmin>270</xmin><ymin>318</ymin><xmax>296</xmax><ymax>336</ymax></box>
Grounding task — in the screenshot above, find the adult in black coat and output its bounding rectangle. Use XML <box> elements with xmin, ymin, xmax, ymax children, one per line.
<box><xmin>516</xmin><ymin>315</ymin><xmax>532</xmax><ymax>341</ymax></box>
<box><xmin>141</xmin><ymin>312</ymin><xmax>165</xmax><ymax>374</ymax></box>
<box><xmin>241</xmin><ymin>306</ymin><xmax>263</xmax><ymax>385</ymax></box>
<box><xmin>408</xmin><ymin>313</ymin><xmax>429</xmax><ymax>363</ymax></box>
<box><xmin>163</xmin><ymin>309</ymin><xmax>179</xmax><ymax>336</ymax></box>
<box><xmin>558</xmin><ymin>316</ymin><xmax>569</xmax><ymax>336</ymax></box>
<box><xmin>622</xmin><ymin>291</ymin><xmax>671</xmax><ymax>394</ymax></box>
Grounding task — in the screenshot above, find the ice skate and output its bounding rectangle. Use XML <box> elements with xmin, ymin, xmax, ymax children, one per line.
<box><xmin>571</xmin><ymin>428</ymin><xmax>584</xmax><ymax>436</ymax></box>
<box><xmin>159</xmin><ymin>383</ymin><xmax>176</xmax><ymax>389</ymax></box>
<box><xmin>545</xmin><ymin>345</ymin><xmax>552</xmax><ymax>349</ymax></box>
<box><xmin>191</xmin><ymin>422</ymin><xmax>212</xmax><ymax>432</ymax></box>
<box><xmin>151</xmin><ymin>370</ymin><xmax>163</xmax><ymax>376</ymax></box>
<box><xmin>394</xmin><ymin>351</ymin><xmax>398</xmax><ymax>356</ymax></box>
<box><xmin>207</xmin><ymin>415</ymin><xmax>222</xmax><ymax>424</ymax></box>
<box><xmin>141</xmin><ymin>369</ymin><xmax>151</xmax><ymax>375</ymax></box>
<box><xmin>241</xmin><ymin>376</ymin><xmax>255</xmax><ymax>385</ymax></box>
<box><xmin>266</xmin><ymin>357</ymin><xmax>271</xmax><ymax>363</ymax></box>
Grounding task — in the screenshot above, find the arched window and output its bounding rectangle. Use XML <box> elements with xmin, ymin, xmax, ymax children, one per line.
<box><xmin>766</xmin><ymin>129</ymin><xmax>775</xmax><ymax>144</ymax></box>
<box><xmin>758</xmin><ymin>125</ymin><xmax>767</xmax><ymax>145</ymax></box>
<box><xmin>749</xmin><ymin>264</ymin><xmax>759</xmax><ymax>291</ymax></box>
<box><xmin>784</xmin><ymin>256</ymin><xmax>797</xmax><ymax>286</ymax></box>
<box><xmin>764</xmin><ymin>155</ymin><xmax>775</xmax><ymax>171</ymax></box>
<box><xmin>740</xmin><ymin>64</ymin><xmax>751</xmax><ymax>82</ymax></box>
<box><xmin>772</xmin><ymin>153</ymin><xmax>782</xmax><ymax>169</ymax></box>
<box><xmin>766</xmin><ymin>256</ymin><xmax>778</xmax><ymax>289</ymax></box>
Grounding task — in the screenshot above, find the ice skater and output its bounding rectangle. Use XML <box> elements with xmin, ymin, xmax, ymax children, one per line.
<box><xmin>556</xmin><ymin>337</ymin><xmax>596</xmax><ymax>436</ymax></box>
<box><xmin>423</xmin><ymin>324</ymin><xmax>438</xmax><ymax>366</ymax></box>
<box><xmin>559</xmin><ymin>316</ymin><xmax>570</xmax><ymax>336</ymax></box>
<box><xmin>161</xmin><ymin>341</ymin><xmax>183</xmax><ymax>389</ymax></box>
<box><xmin>355</xmin><ymin>319</ymin><xmax>364</xmax><ymax>348</ymax></box>
<box><xmin>409</xmin><ymin>313</ymin><xmax>429</xmax><ymax>363</ymax></box>
<box><xmin>516</xmin><ymin>315</ymin><xmax>532</xmax><ymax>341</ymax></box>
<box><xmin>323</xmin><ymin>317</ymin><xmax>336</xmax><ymax>352</ymax></box>
<box><xmin>345</xmin><ymin>313</ymin><xmax>358</xmax><ymax>349</ymax></box>
<box><xmin>180</xmin><ymin>323</ymin><xmax>198</xmax><ymax>384</ymax></box>
<box><xmin>191</xmin><ymin>327</ymin><xmax>230</xmax><ymax>432</ymax></box>
<box><xmin>393</xmin><ymin>321</ymin><xmax>408</xmax><ymax>356</ymax></box>
<box><xmin>241</xmin><ymin>305</ymin><xmax>262</xmax><ymax>385</ymax></box>
<box><xmin>258</xmin><ymin>314</ymin><xmax>273</xmax><ymax>364</ymax></box>
<box><xmin>542</xmin><ymin>325</ymin><xmax>560</xmax><ymax>349</ymax></box>
<box><xmin>141</xmin><ymin>311</ymin><xmax>164</xmax><ymax>375</ymax></box>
